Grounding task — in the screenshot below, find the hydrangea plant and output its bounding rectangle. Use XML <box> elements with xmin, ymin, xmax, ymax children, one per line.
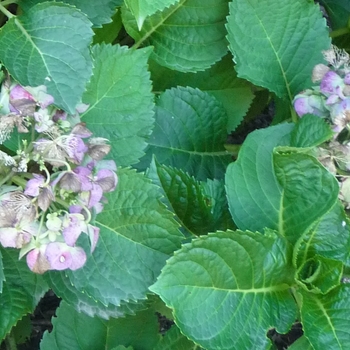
<box><xmin>0</xmin><ymin>0</ymin><xmax>349</xmax><ymax>349</ymax></box>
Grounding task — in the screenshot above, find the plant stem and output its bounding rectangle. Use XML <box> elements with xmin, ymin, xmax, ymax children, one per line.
<box><xmin>0</xmin><ymin>170</ymin><xmax>15</xmax><ymax>187</ymax></box>
<box><xmin>0</xmin><ymin>3</ymin><xmax>14</xmax><ymax>18</ymax></box>
<box><xmin>330</xmin><ymin>27</ymin><xmax>350</xmax><ymax>39</ymax></box>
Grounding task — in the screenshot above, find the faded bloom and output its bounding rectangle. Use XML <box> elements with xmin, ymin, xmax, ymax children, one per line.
<box><xmin>9</xmin><ymin>84</ymin><xmax>36</xmax><ymax>115</ymax></box>
<box><xmin>74</xmin><ymin>161</ymin><xmax>117</xmax><ymax>208</ymax></box>
<box><xmin>24</xmin><ymin>174</ymin><xmax>54</xmax><ymax>211</ymax></box>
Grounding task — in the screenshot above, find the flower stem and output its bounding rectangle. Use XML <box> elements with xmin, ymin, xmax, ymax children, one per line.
<box><xmin>0</xmin><ymin>3</ymin><xmax>14</xmax><ymax>19</ymax></box>
<box><xmin>0</xmin><ymin>170</ymin><xmax>14</xmax><ymax>187</ymax></box>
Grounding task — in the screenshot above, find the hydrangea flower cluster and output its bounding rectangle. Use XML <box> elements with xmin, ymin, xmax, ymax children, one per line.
<box><xmin>293</xmin><ymin>45</ymin><xmax>350</xmax><ymax>134</ymax></box>
<box><xmin>293</xmin><ymin>45</ymin><xmax>350</xmax><ymax>209</ymax></box>
<box><xmin>0</xmin><ymin>76</ymin><xmax>118</xmax><ymax>273</ymax></box>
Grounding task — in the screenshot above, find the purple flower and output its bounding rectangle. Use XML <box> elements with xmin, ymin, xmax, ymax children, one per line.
<box><xmin>62</xmin><ymin>213</ymin><xmax>85</xmax><ymax>246</ymax></box>
<box><xmin>45</xmin><ymin>242</ymin><xmax>86</xmax><ymax>271</ymax></box>
<box><xmin>328</xmin><ymin>97</ymin><xmax>350</xmax><ymax>120</ymax></box>
<box><xmin>74</xmin><ymin>163</ymin><xmax>117</xmax><ymax>208</ymax></box>
<box><xmin>63</xmin><ymin>135</ymin><xmax>88</xmax><ymax>164</ymax></box>
<box><xmin>24</xmin><ymin>174</ymin><xmax>54</xmax><ymax>211</ymax></box>
<box><xmin>293</xmin><ymin>92</ymin><xmax>327</xmax><ymax>117</ymax></box>
<box><xmin>320</xmin><ymin>71</ymin><xmax>344</xmax><ymax>96</ymax></box>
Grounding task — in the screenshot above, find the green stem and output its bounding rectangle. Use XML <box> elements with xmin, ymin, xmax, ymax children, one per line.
<box><xmin>0</xmin><ymin>170</ymin><xmax>15</xmax><ymax>187</ymax></box>
<box><xmin>0</xmin><ymin>3</ymin><xmax>14</xmax><ymax>18</ymax></box>
<box><xmin>290</xmin><ymin>105</ymin><xmax>298</xmax><ymax>123</ymax></box>
<box><xmin>330</xmin><ymin>27</ymin><xmax>350</xmax><ymax>39</ymax></box>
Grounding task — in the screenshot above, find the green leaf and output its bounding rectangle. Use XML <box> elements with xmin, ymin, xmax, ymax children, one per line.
<box><xmin>296</xmin><ymin>255</ymin><xmax>343</xmax><ymax>294</ymax></box>
<box><xmin>287</xmin><ymin>336</ymin><xmax>313</xmax><ymax>350</ymax></box>
<box><xmin>48</xmin><ymin>168</ymin><xmax>182</xmax><ymax>316</ymax></box>
<box><xmin>320</xmin><ymin>0</ymin><xmax>350</xmax><ymax>30</ymax></box>
<box><xmin>225</xmin><ymin>124</ymin><xmax>294</xmax><ymax>232</ymax></box>
<box><xmin>93</xmin><ymin>10</ymin><xmax>122</xmax><ymax>44</ymax></box>
<box><xmin>81</xmin><ymin>44</ymin><xmax>154</xmax><ymax>166</ymax></box>
<box><xmin>150</xmin><ymin>230</ymin><xmax>297</xmax><ymax>350</ymax></box>
<box><xmin>19</xmin><ymin>0</ymin><xmax>122</xmax><ymax>27</ymax></box>
<box><xmin>45</xmin><ymin>268</ymin><xmax>148</xmax><ymax>319</ymax></box>
<box><xmin>147</xmin><ymin>158</ymin><xmax>234</xmax><ymax>236</ymax></box>
<box><xmin>155</xmin><ymin>325</ymin><xmax>202</xmax><ymax>349</ymax></box>
<box><xmin>0</xmin><ymin>248</ymin><xmax>48</xmax><ymax>341</ymax></box>
<box><xmin>273</xmin><ymin>152</ymin><xmax>339</xmax><ymax>243</ymax></box>
<box><xmin>294</xmin><ymin>202</ymin><xmax>350</xmax><ymax>268</ymax></box>
<box><xmin>0</xmin><ymin>2</ymin><xmax>93</xmax><ymax>113</ymax></box>
<box><xmin>146</xmin><ymin>159</ymin><xmax>215</xmax><ymax>236</ymax></box>
<box><xmin>125</xmin><ymin>0</ymin><xmax>180</xmax><ymax>29</ymax></box>
<box><xmin>226</xmin><ymin>0</ymin><xmax>331</xmax><ymax>101</ymax></box>
<box><xmin>300</xmin><ymin>286</ymin><xmax>350</xmax><ymax>349</ymax></box>
<box><xmin>40</xmin><ymin>301</ymin><xmax>161</xmax><ymax>350</ymax></box>
<box><xmin>226</xmin><ymin>124</ymin><xmax>339</xmax><ymax>243</ymax></box>
<box><xmin>201</xmin><ymin>178</ymin><xmax>236</xmax><ymax>232</ymax></box>
<box><xmin>137</xmin><ymin>86</ymin><xmax>231</xmax><ymax>180</ymax></box>
<box><xmin>122</xmin><ymin>0</ymin><xmax>229</xmax><ymax>72</ymax></box>
<box><xmin>149</xmin><ymin>54</ymin><xmax>254</xmax><ymax>132</ymax></box>
<box><xmin>291</xmin><ymin>114</ymin><xmax>334</xmax><ymax>148</ymax></box>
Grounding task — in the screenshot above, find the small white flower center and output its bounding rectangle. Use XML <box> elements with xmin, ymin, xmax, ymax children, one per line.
<box><xmin>59</xmin><ymin>255</ymin><xmax>66</xmax><ymax>263</ymax></box>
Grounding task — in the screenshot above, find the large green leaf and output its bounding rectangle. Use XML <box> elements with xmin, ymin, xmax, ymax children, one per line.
<box><xmin>0</xmin><ymin>248</ymin><xmax>48</xmax><ymax>341</ymax></box>
<box><xmin>273</xmin><ymin>152</ymin><xmax>339</xmax><ymax>243</ymax></box>
<box><xmin>81</xmin><ymin>44</ymin><xmax>154</xmax><ymax>166</ymax></box>
<box><xmin>226</xmin><ymin>0</ymin><xmax>330</xmax><ymax>101</ymax></box>
<box><xmin>122</xmin><ymin>0</ymin><xmax>229</xmax><ymax>72</ymax></box>
<box><xmin>40</xmin><ymin>301</ymin><xmax>161</xmax><ymax>350</ymax></box>
<box><xmin>47</xmin><ymin>168</ymin><xmax>182</xmax><ymax>316</ymax></box>
<box><xmin>300</xmin><ymin>286</ymin><xmax>350</xmax><ymax>349</ymax></box>
<box><xmin>225</xmin><ymin>124</ymin><xmax>293</xmax><ymax>232</ymax></box>
<box><xmin>149</xmin><ymin>54</ymin><xmax>254</xmax><ymax>132</ymax></box>
<box><xmin>137</xmin><ymin>86</ymin><xmax>231</xmax><ymax>180</ymax></box>
<box><xmin>125</xmin><ymin>0</ymin><xmax>180</xmax><ymax>29</ymax></box>
<box><xmin>151</xmin><ymin>230</ymin><xmax>297</xmax><ymax>350</ymax></box>
<box><xmin>225</xmin><ymin>125</ymin><xmax>339</xmax><ymax>243</ymax></box>
<box><xmin>19</xmin><ymin>0</ymin><xmax>122</xmax><ymax>27</ymax></box>
<box><xmin>294</xmin><ymin>202</ymin><xmax>350</xmax><ymax>268</ymax></box>
<box><xmin>0</xmin><ymin>2</ymin><xmax>93</xmax><ymax>113</ymax></box>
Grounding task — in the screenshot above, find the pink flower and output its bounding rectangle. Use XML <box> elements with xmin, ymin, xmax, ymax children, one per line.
<box><xmin>45</xmin><ymin>242</ymin><xmax>86</xmax><ymax>271</ymax></box>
